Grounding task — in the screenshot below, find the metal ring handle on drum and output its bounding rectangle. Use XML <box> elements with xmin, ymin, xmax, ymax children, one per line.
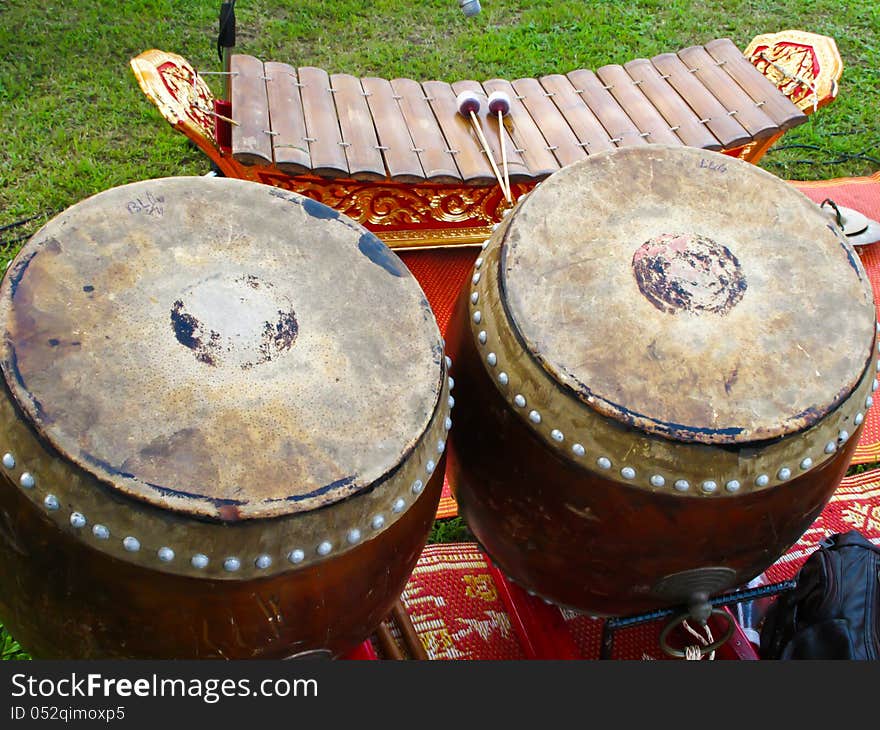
<box><xmin>658</xmin><ymin>608</ymin><xmax>735</xmax><ymax>659</ymax></box>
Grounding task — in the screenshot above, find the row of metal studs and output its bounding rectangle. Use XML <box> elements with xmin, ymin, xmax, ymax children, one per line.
<box><xmin>0</xmin><ymin>372</ymin><xmax>453</xmax><ymax>571</ymax></box>
<box><xmin>471</xmin><ymin>223</ymin><xmax>878</xmax><ymax>495</ymax></box>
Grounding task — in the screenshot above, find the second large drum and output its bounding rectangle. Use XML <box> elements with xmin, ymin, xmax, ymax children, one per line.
<box><xmin>0</xmin><ymin>177</ymin><xmax>450</xmax><ymax>658</ymax></box>
<box><xmin>446</xmin><ymin>145</ymin><xmax>877</xmax><ymax>616</ymax></box>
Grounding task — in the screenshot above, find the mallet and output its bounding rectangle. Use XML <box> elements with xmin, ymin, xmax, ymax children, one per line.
<box><xmin>456</xmin><ymin>90</ymin><xmax>510</xmax><ymax>202</ymax></box>
<box><xmin>488</xmin><ymin>90</ymin><xmax>512</xmax><ymax>201</ymax></box>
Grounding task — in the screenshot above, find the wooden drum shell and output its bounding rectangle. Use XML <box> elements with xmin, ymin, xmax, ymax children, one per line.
<box><xmin>446</xmin><ymin>290</ymin><xmax>863</xmax><ymax>616</ymax></box>
<box><xmin>0</xmin><ymin>393</ymin><xmax>445</xmax><ymax>659</ymax></box>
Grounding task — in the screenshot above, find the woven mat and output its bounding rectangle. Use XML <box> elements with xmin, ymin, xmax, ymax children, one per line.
<box><xmin>399</xmin><ymin>466</ymin><xmax>880</xmax><ymax>660</ymax></box>
<box><xmin>399</xmin><ymin>171</ymin><xmax>880</xmax><ymax>519</ymax></box>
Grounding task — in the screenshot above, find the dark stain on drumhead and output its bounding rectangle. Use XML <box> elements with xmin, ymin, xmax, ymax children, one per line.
<box><xmin>264</xmin><ymin>475</ymin><xmax>357</xmax><ymax>503</ymax></box>
<box><xmin>83</xmin><ymin>285</ymin><xmax>95</xmax><ymax>293</ymax></box>
<box><xmin>170</xmin><ymin>300</ymin><xmax>220</xmax><ymax>366</ymax></box>
<box><xmin>358</xmin><ymin>232</ymin><xmax>405</xmax><ymax>277</ymax></box>
<box><xmin>258</xmin><ymin>310</ymin><xmax>298</xmax><ymax>364</ymax></box>
<box><xmin>3</xmin><ymin>346</ymin><xmax>52</xmax><ymax>426</ymax></box>
<box><xmin>632</xmin><ymin>233</ymin><xmax>747</xmax><ymax>316</ymax></box>
<box><xmin>81</xmin><ymin>451</ymin><xmax>137</xmax><ymax>481</ymax></box>
<box><xmin>7</xmin><ymin>250</ymin><xmax>37</xmax><ymax>299</ymax></box>
<box><xmin>830</xmin><ymin>224</ymin><xmax>863</xmax><ymax>278</ymax></box>
<box><xmin>48</xmin><ymin>338</ymin><xmax>60</xmax><ymax>347</ymax></box>
<box><xmin>302</xmin><ymin>196</ymin><xmax>340</xmax><ymax>221</ymax></box>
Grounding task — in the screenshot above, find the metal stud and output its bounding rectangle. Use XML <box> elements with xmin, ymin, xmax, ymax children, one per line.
<box><xmin>725</xmin><ymin>480</ymin><xmax>741</xmax><ymax>493</ymax></box>
<box><xmin>191</xmin><ymin>554</ymin><xmax>209</xmax><ymax>569</ymax></box>
<box><xmin>445</xmin><ymin>355</ymin><xmax>452</xmax><ymax>369</ymax></box>
<box><xmin>700</xmin><ymin>480</ymin><xmax>717</xmax><ymax>494</ymax></box>
<box><xmin>478</xmin><ymin>331</ymin><xmax>487</xmax><ymax>345</ymax></box>
<box><xmin>426</xmin><ymin>460</ymin><xmax>436</xmax><ymax>474</ymax></box>
<box><xmin>316</xmin><ymin>541</ymin><xmax>333</xmax><ymax>556</ymax></box>
<box><xmin>444</xmin><ymin>417</ymin><xmax>452</xmax><ymax>431</ymax></box>
<box><xmin>437</xmin><ymin>439</ymin><xmax>446</xmax><ymax>454</ymax></box>
<box><xmin>550</xmin><ymin>429</ymin><xmax>564</xmax><ymax>442</ymax></box>
<box><xmin>621</xmin><ymin>467</ymin><xmax>636</xmax><ymax>480</ymax></box>
<box><xmin>70</xmin><ymin>512</ymin><xmax>86</xmax><ymax>528</ymax></box>
<box><xmin>158</xmin><ymin>547</ymin><xmax>175</xmax><ymax>563</ymax></box>
<box><xmin>123</xmin><ymin>536</ymin><xmax>141</xmax><ymax>553</ymax></box>
<box><xmin>855</xmin><ymin>412</ymin><xmax>864</xmax><ymax>426</ymax></box>
<box><xmin>371</xmin><ymin>515</ymin><xmax>385</xmax><ymax>530</ymax></box>
<box><xmin>755</xmin><ymin>474</ymin><xmax>769</xmax><ymax>487</ymax></box>
<box><xmin>412</xmin><ymin>479</ymin><xmax>425</xmax><ymax>495</ymax></box>
<box><xmin>475</xmin><ymin>257</ymin><xmax>483</xmax><ymax>268</ymax></box>
<box><xmin>447</xmin><ymin>377</ymin><xmax>455</xmax><ymax>391</ymax></box>
<box><xmin>392</xmin><ymin>498</ymin><xmax>405</xmax><ymax>513</ymax></box>
<box><xmin>673</xmin><ymin>480</ymin><xmax>690</xmax><ymax>492</ymax></box>
<box><xmin>487</xmin><ymin>353</ymin><xmax>497</xmax><ymax>367</ymax></box>
<box><xmin>44</xmin><ymin>494</ymin><xmax>59</xmax><ymax>511</ymax></box>
<box><xmin>471</xmin><ymin>292</ymin><xmax>479</xmax><ymax>304</ymax></box>
<box><xmin>650</xmin><ymin>474</ymin><xmax>665</xmax><ymax>487</ymax></box>
<box><xmin>866</xmin><ymin>396</ymin><xmax>874</xmax><ymax>409</ymax></box>
<box><xmin>597</xmin><ymin>457</ymin><xmax>612</xmax><ymax>470</ymax></box>
<box><xmin>224</xmin><ymin>557</ymin><xmax>241</xmax><ymax>572</ymax></box>
<box><xmin>448</xmin><ymin>395</ymin><xmax>455</xmax><ymax>409</ymax></box>
<box><xmin>288</xmin><ymin>549</ymin><xmax>305</xmax><ymax>564</ymax></box>
<box><xmin>347</xmin><ymin>529</ymin><xmax>362</xmax><ymax>545</ymax></box>
<box><xmin>528</xmin><ymin>410</ymin><xmax>541</xmax><ymax>424</ymax></box>
<box><xmin>873</xmin><ymin>379</ymin><xmax>878</xmax><ymax>392</ymax></box>
<box><xmin>2</xmin><ymin>453</ymin><xmax>14</xmax><ymax>469</ymax></box>
<box><xmin>92</xmin><ymin>524</ymin><xmax>110</xmax><ymax>540</ymax></box>
<box><xmin>800</xmin><ymin>457</ymin><xmax>813</xmax><ymax>470</ymax></box>
<box><xmin>473</xmin><ymin>311</ymin><xmax>482</xmax><ymax>324</ymax></box>
<box><xmin>572</xmin><ymin>444</ymin><xmax>585</xmax><ymax>457</ymax></box>
<box><xmin>838</xmin><ymin>430</ymin><xmax>849</xmax><ymax>443</ymax></box>
<box><xmin>824</xmin><ymin>441</ymin><xmax>837</xmax><ymax>454</ymax></box>
<box><xmin>777</xmin><ymin>467</ymin><xmax>791</xmax><ymax>481</ymax></box>
<box><xmin>472</xmin><ymin>273</ymin><xmax>481</xmax><ymax>285</ymax></box>
<box><xmin>498</xmin><ymin>372</ymin><xmax>509</xmax><ymax>386</ymax></box>
<box><xmin>20</xmin><ymin>472</ymin><xmax>35</xmax><ymax>489</ymax></box>
<box><xmin>481</xmin><ymin>240</ymin><xmax>490</xmax><ymax>250</ymax></box>
<box><xmin>514</xmin><ymin>394</ymin><xmax>526</xmax><ymax>408</ymax></box>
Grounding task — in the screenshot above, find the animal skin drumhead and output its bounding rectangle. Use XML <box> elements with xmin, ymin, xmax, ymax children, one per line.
<box><xmin>0</xmin><ymin>177</ymin><xmax>443</xmax><ymax>520</ymax></box>
<box><xmin>501</xmin><ymin>145</ymin><xmax>875</xmax><ymax>445</ymax></box>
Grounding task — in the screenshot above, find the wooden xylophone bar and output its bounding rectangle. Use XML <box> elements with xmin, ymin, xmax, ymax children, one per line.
<box><xmin>230</xmin><ymin>38</ymin><xmax>808</xmax><ymax>184</ymax></box>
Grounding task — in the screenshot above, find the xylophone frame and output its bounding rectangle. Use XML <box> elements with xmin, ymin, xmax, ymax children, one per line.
<box><xmin>132</xmin><ymin>30</ymin><xmax>842</xmax><ymax>250</ymax></box>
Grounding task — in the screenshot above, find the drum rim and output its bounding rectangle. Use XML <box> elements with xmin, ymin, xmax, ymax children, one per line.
<box><xmin>497</xmin><ymin>145</ymin><xmax>876</xmax><ymax>445</ymax></box>
<box><xmin>0</xmin><ymin>177</ymin><xmax>446</xmax><ymax>520</ymax></box>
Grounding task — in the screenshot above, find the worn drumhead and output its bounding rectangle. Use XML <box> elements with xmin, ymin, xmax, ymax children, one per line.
<box><xmin>502</xmin><ymin>146</ymin><xmax>875</xmax><ymax>444</ymax></box>
<box><xmin>0</xmin><ymin>178</ymin><xmax>442</xmax><ymax>519</ymax></box>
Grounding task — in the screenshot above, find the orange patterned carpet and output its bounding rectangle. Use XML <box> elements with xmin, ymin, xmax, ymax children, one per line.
<box><xmin>400</xmin><ymin>171</ymin><xmax>880</xmax><ymax>519</ymax></box>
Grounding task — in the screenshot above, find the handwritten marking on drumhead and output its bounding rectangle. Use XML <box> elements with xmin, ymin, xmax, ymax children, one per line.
<box><xmin>126</xmin><ymin>191</ymin><xmax>165</xmax><ymax>217</ymax></box>
<box><xmin>632</xmin><ymin>233</ymin><xmax>747</xmax><ymax>316</ymax></box>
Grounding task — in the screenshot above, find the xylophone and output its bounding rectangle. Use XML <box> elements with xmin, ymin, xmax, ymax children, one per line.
<box><xmin>132</xmin><ymin>30</ymin><xmax>843</xmax><ymax>248</ymax></box>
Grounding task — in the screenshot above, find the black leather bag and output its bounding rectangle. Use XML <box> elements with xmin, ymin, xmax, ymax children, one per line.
<box><xmin>760</xmin><ymin>530</ymin><xmax>880</xmax><ymax>660</ymax></box>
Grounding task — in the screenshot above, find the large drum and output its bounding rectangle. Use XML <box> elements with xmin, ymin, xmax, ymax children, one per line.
<box><xmin>0</xmin><ymin>177</ymin><xmax>450</xmax><ymax>658</ymax></box>
<box><xmin>446</xmin><ymin>145</ymin><xmax>877</xmax><ymax>616</ymax></box>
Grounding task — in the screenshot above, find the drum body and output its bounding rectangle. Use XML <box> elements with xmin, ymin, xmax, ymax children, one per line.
<box><xmin>446</xmin><ymin>145</ymin><xmax>877</xmax><ymax>616</ymax></box>
<box><xmin>0</xmin><ymin>178</ymin><xmax>450</xmax><ymax>658</ymax></box>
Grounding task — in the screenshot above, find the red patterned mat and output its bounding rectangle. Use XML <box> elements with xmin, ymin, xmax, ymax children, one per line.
<box><xmin>401</xmin><ymin>467</ymin><xmax>880</xmax><ymax>660</ymax></box>
<box><xmin>400</xmin><ymin>172</ymin><xmax>880</xmax><ymax>519</ymax></box>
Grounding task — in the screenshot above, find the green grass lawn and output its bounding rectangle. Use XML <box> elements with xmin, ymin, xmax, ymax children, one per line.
<box><xmin>0</xmin><ymin>0</ymin><xmax>878</xmax><ymax>659</ymax></box>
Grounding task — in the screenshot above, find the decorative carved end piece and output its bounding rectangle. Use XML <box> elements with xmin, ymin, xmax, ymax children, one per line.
<box><xmin>745</xmin><ymin>30</ymin><xmax>843</xmax><ymax>113</ymax></box>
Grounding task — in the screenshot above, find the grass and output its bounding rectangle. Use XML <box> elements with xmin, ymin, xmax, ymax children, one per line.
<box><xmin>0</xmin><ymin>0</ymin><xmax>878</xmax><ymax>657</ymax></box>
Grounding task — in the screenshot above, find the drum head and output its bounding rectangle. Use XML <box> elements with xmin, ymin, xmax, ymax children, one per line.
<box><xmin>501</xmin><ymin>146</ymin><xmax>875</xmax><ymax>444</ymax></box>
<box><xmin>0</xmin><ymin>178</ymin><xmax>442</xmax><ymax>519</ymax></box>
